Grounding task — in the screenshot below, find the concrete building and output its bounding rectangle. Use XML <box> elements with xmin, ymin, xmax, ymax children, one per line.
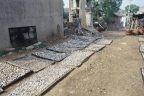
<box><xmin>0</xmin><ymin>0</ymin><xmax>64</xmax><ymax>49</ymax></box>
<box><xmin>137</xmin><ymin>6</ymin><xmax>144</xmax><ymax>14</ymax></box>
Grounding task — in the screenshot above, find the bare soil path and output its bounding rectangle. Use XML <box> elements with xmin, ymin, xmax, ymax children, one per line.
<box><xmin>44</xmin><ymin>31</ymin><xmax>144</xmax><ymax>96</ymax></box>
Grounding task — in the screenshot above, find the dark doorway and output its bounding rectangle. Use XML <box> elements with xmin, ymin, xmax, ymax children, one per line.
<box><xmin>9</xmin><ymin>26</ymin><xmax>37</xmax><ymax>48</ymax></box>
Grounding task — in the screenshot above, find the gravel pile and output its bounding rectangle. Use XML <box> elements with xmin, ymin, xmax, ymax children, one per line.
<box><xmin>10</xmin><ymin>56</ymin><xmax>54</xmax><ymax>72</ymax></box>
<box><xmin>84</xmin><ymin>43</ymin><xmax>105</xmax><ymax>52</ymax></box>
<box><xmin>32</xmin><ymin>50</ymin><xmax>69</xmax><ymax>62</ymax></box>
<box><xmin>94</xmin><ymin>39</ymin><xmax>113</xmax><ymax>45</ymax></box>
<box><xmin>0</xmin><ymin>62</ymin><xmax>30</xmax><ymax>88</ymax></box>
<box><xmin>140</xmin><ymin>44</ymin><xmax>144</xmax><ymax>52</ymax></box>
<box><xmin>8</xmin><ymin>65</ymin><xmax>73</xmax><ymax>96</ymax></box>
<box><xmin>58</xmin><ymin>51</ymin><xmax>94</xmax><ymax>67</ymax></box>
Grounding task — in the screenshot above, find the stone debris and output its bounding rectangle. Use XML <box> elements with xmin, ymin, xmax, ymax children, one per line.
<box><xmin>94</xmin><ymin>39</ymin><xmax>113</xmax><ymax>45</ymax></box>
<box><xmin>10</xmin><ymin>56</ymin><xmax>54</xmax><ymax>72</ymax></box>
<box><xmin>0</xmin><ymin>88</ymin><xmax>3</xmax><ymax>93</ymax></box>
<box><xmin>33</xmin><ymin>42</ymin><xmax>41</xmax><ymax>46</ymax></box>
<box><xmin>8</xmin><ymin>65</ymin><xmax>73</xmax><ymax>96</ymax></box>
<box><xmin>0</xmin><ymin>62</ymin><xmax>30</xmax><ymax>88</ymax></box>
<box><xmin>58</xmin><ymin>51</ymin><xmax>94</xmax><ymax>67</ymax></box>
<box><xmin>140</xmin><ymin>44</ymin><xmax>144</xmax><ymax>52</ymax></box>
<box><xmin>26</xmin><ymin>45</ymin><xmax>34</xmax><ymax>50</ymax></box>
<box><xmin>4</xmin><ymin>48</ymin><xmax>15</xmax><ymax>52</ymax></box>
<box><xmin>84</xmin><ymin>43</ymin><xmax>105</xmax><ymax>52</ymax></box>
<box><xmin>32</xmin><ymin>50</ymin><xmax>69</xmax><ymax>62</ymax></box>
<box><xmin>139</xmin><ymin>37</ymin><xmax>144</xmax><ymax>42</ymax></box>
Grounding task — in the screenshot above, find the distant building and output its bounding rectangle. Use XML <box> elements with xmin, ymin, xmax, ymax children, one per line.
<box><xmin>0</xmin><ymin>0</ymin><xmax>64</xmax><ymax>49</ymax></box>
<box><xmin>137</xmin><ymin>6</ymin><xmax>144</xmax><ymax>14</ymax></box>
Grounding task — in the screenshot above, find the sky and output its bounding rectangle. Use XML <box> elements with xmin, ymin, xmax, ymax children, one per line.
<box><xmin>63</xmin><ymin>0</ymin><xmax>144</xmax><ymax>9</ymax></box>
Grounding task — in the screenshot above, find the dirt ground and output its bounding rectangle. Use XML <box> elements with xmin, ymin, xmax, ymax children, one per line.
<box><xmin>44</xmin><ymin>31</ymin><xmax>144</xmax><ymax>96</ymax></box>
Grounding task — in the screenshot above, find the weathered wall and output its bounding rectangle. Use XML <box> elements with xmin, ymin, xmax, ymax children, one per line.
<box><xmin>0</xmin><ymin>0</ymin><xmax>64</xmax><ymax>49</ymax></box>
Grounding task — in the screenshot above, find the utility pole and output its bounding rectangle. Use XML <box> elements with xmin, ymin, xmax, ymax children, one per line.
<box><xmin>128</xmin><ymin>0</ymin><xmax>132</xmax><ymax>26</ymax></box>
<box><xmin>128</xmin><ymin>0</ymin><xmax>132</xmax><ymax>17</ymax></box>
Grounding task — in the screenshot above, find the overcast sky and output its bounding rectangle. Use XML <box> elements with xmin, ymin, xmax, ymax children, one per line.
<box><xmin>63</xmin><ymin>0</ymin><xmax>144</xmax><ymax>9</ymax></box>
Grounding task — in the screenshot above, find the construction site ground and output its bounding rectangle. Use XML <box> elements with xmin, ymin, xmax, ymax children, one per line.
<box><xmin>44</xmin><ymin>31</ymin><xmax>144</xmax><ymax>96</ymax></box>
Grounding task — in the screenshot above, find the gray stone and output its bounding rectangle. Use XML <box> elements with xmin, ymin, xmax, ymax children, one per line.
<box><xmin>140</xmin><ymin>44</ymin><xmax>144</xmax><ymax>52</ymax></box>
<box><xmin>8</xmin><ymin>65</ymin><xmax>73</xmax><ymax>96</ymax></box>
<box><xmin>33</xmin><ymin>42</ymin><xmax>41</xmax><ymax>46</ymax></box>
<box><xmin>0</xmin><ymin>62</ymin><xmax>30</xmax><ymax>88</ymax></box>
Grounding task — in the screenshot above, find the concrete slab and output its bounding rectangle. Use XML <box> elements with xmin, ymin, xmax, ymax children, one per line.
<box><xmin>9</xmin><ymin>56</ymin><xmax>54</xmax><ymax>72</ymax></box>
<box><xmin>94</xmin><ymin>39</ymin><xmax>113</xmax><ymax>45</ymax></box>
<box><xmin>8</xmin><ymin>65</ymin><xmax>73</xmax><ymax>96</ymax></box>
<box><xmin>139</xmin><ymin>37</ymin><xmax>144</xmax><ymax>42</ymax></box>
<box><xmin>58</xmin><ymin>51</ymin><xmax>94</xmax><ymax>67</ymax></box>
<box><xmin>0</xmin><ymin>62</ymin><xmax>31</xmax><ymax>88</ymax></box>
<box><xmin>140</xmin><ymin>44</ymin><xmax>144</xmax><ymax>52</ymax></box>
<box><xmin>47</xmin><ymin>45</ymin><xmax>80</xmax><ymax>53</ymax></box>
<box><xmin>85</xmin><ymin>43</ymin><xmax>105</xmax><ymax>52</ymax></box>
<box><xmin>32</xmin><ymin>50</ymin><xmax>69</xmax><ymax>62</ymax></box>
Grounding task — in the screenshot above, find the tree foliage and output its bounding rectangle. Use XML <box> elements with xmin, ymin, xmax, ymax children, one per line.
<box><xmin>92</xmin><ymin>0</ymin><xmax>122</xmax><ymax>24</ymax></box>
<box><xmin>125</xmin><ymin>4</ymin><xmax>139</xmax><ymax>14</ymax></box>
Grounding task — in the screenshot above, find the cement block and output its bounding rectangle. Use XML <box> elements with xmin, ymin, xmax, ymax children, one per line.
<box><xmin>0</xmin><ymin>88</ymin><xmax>3</xmax><ymax>93</ymax></box>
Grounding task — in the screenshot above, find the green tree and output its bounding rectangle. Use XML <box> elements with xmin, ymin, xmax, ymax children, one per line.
<box><xmin>125</xmin><ymin>4</ymin><xmax>139</xmax><ymax>13</ymax></box>
<box><xmin>92</xmin><ymin>0</ymin><xmax>122</xmax><ymax>24</ymax></box>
